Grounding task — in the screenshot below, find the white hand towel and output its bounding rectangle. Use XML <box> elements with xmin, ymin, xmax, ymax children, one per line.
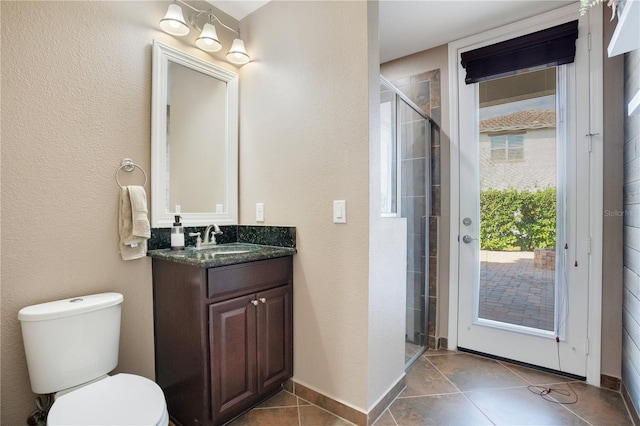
<box><xmin>118</xmin><ymin>186</ymin><xmax>149</xmax><ymax>260</ymax></box>
<box><xmin>128</xmin><ymin>185</ymin><xmax>151</xmax><ymax>238</ymax></box>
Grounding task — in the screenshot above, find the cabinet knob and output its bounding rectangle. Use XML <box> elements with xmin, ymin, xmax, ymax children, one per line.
<box><xmin>259</xmin><ymin>297</ymin><xmax>267</xmax><ymax>304</ymax></box>
<box><xmin>250</xmin><ymin>299</ymin><xmax>258</xmax><ymax>306</ymax></box>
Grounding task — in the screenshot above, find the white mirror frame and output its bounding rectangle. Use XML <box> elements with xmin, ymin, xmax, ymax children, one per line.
<box><xmin>151</xmin><ymin>40</ymin><xmax>238</xmax><ymax>227</ymax></box>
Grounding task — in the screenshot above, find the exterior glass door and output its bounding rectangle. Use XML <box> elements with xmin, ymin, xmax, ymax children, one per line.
<box><xmin>477</xmin><ymin>68</ymin><xmax>560</xmax><ymax>333</ymax></box>
<box><xmin>457</xmin><ymin>66</ymin><xmax>589</xmax><ymax>377</ymax></box>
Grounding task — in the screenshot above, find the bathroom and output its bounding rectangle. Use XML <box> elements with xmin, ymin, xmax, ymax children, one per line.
<box><xmin>2</xmin><ymin>1</ymin><xmax>401</xmax><ymax>423</ymax></box>
<box><xmin>2</xmin><ymin>0</ymin><xmax>637</xmax><ymax>424</ymax></box>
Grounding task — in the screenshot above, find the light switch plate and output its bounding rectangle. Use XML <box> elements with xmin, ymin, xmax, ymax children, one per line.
<box><xmin>256</xmin><ymin>203</ymin><xmax>264</xmax><ymax>222</ymax></box>
<box><xmin>216</xmin><ymin>204</ymin><xmax>224</xmax><ymax>213</ymax></box>
<box><xmin>333</xmin><ymin>200</ymin><xmax>346</xmax><ymax>223</ymax></box>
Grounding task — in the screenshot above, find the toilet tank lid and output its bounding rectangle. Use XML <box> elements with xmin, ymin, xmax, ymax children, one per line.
<box><xmin>18</xmin><ymin>293</ymin><xmax>124</xmax><ymax>322</ymax></box>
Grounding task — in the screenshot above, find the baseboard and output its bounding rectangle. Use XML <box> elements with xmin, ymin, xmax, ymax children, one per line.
<box><xmin>600</xmin><ymin>374</ymin><xmax>621</xmax><ymax>391</ymax></box>
<box><xmin>289</xmin><ymin>381</ymin><xmax>368</xmax><ymax>425</ymax></box>
<box><xmin>285</xmin><ymin>376</ymin><xmax>406</xmax><ymax>426</ymax></box>
<box><xmin>438</xmin><ymin>337</ymin><xmax>448</xmax><ymax>349</ymax></box>
<box><xmin>366</xmin><ymin>375</ymin><xmax>406</xmax><ymax>426</ymax></box>
<box><xmin>621</xmin><ymin>381</ymin><xmax>640</xmax><ymax>426</ymax></box>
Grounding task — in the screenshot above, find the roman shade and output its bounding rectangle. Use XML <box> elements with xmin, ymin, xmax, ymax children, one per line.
<box><xmin>460</xmin><ymin>20</ymin><xmax>579</xmax><ymax>84</ymax></box>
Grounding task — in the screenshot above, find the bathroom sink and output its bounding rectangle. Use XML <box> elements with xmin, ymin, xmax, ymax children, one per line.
<box><xmin>205</xmin><ymin>248</ymin><xmax>251</xmax><ymax>254</ymax></box>
<box><xmin>185</xmin><ymin>244</ymin><xmax>257</xmax><ymax>255</ymax></box>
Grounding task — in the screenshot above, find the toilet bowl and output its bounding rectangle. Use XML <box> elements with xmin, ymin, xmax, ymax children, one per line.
<box><xmin>46</xmin><ymin>374</ymin><xmax>169</xmax><ymax>426</ymax></box>
<box><xmin>18</xmin><ymin>293</ymin><xmax>169</xmax><ymax>426</ymax></box>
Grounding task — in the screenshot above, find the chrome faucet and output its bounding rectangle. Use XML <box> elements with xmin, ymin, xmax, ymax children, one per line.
<box><xmin>202</xmin><ymin>224</ymin><xmax>223</xmax><ymax>246</ymax></box>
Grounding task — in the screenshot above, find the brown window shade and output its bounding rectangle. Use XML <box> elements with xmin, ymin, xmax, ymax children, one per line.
<box><xmin>460</xmin><ymin>20</ymin><xmax>578</xmax><ymax>85</ymax></box>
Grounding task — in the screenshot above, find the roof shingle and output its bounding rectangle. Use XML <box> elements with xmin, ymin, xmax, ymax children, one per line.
<box><xmin>480</xmin><ymin>110</ymin><xmax>556</xmax><ymax>132</ymax></box>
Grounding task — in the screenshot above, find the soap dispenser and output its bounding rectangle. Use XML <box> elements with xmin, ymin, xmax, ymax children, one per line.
<box><xmin>171</xmin><ymin>215</ymin><xmax>185</xmax><ymax>251</ymax></box>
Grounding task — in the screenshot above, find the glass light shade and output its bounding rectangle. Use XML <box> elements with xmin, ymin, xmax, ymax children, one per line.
<box><xmin>196</xmin><ymin>23</ymin><xmax>222</xmax><ymax>52</ymax></box>
<box><xmin>160</xmin><ymin>4</ymin><xmax>189</xmax><ymax>36</ymax></box>
<box><xmin>226</xmin><ymin>38</ymin><xmax>250</xmax><ymax>65</ymax></box>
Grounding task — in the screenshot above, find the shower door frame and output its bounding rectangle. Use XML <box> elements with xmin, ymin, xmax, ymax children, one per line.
<box><xmin>380</xmin><ymin>76</ymin><xmax>435</xmax><ymax>368</ymax></box>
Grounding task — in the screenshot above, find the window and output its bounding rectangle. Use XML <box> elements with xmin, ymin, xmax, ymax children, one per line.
<box><xmin>380</xmin><ymin>82</ymin><xmax>398</xmax><ymax>215</ymax></box>
<box><xmin>490</xmin><ymin>134</ymin><xmax>524</xmax><ymax>161</ymax></box>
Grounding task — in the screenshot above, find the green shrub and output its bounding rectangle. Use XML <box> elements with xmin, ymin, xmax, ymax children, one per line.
<box><xmin>479</xmin><ymin>187</ymin><xmax>556</xmax><ymax>251</ymax></box>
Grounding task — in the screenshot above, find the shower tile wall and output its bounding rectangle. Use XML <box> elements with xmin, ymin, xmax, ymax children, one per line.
<box><xmin>392</xmin><ymin>69</ymin><xmax>441</xmax><ymax>349</ymax></box>
<box><xmin>401</xmin><ymin>112</ymin><xmax>427</xmax><ymax>346</ymax></box>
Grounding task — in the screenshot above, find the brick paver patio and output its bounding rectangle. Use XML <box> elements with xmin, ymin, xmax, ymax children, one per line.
<box><xmin>478</xmin><ymin>250</ymin><xmax>555</xmax><ymax>331</ymax></box>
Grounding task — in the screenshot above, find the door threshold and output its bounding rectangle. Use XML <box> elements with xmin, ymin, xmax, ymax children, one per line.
<box><xmin>457</xmin><ymin>347</ymin><xmax>586</xmax><ymax>381</ymax></box>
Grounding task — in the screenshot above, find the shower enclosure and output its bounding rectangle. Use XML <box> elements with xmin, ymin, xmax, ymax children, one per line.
<box><xmin>380</xmin><ymin>76</ymin><xmax>435</xmax><ymax>367</ymax></box>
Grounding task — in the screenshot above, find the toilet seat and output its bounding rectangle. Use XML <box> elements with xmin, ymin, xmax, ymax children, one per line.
<box><xmin>47</xmin><ymin>373</ymin><xmax>168</xmax><ymax>426</ymax></box>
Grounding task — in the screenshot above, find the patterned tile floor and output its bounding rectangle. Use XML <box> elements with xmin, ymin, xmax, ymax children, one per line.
<box><xmin>479</xmin><ymin>250</ymin><xmax>556</xmax><ymax>331</ymax></box>
<box><xmin>225</xmin><ymin>390</ymin><xmax>353</xmax><ymax>426</ymax></box>
<box><xmin>213</xmin><ymin>350</ymin><xmax>633</xmax><ymax>426</ymax></box>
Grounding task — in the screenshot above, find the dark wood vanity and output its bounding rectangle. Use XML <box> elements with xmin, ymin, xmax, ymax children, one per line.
<box><xmin>151</xmin><ymin>254</ymin><xmax>293</xmax><ymax>426</ymax></box>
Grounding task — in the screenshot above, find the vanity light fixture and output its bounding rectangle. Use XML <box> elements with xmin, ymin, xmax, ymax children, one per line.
<box><xmin>159</xmin><ymin>3</ymin><xmax>189</xmax><ymax>36</ymax></box>
<box><xmin>226</xmin><ymin>33</ymin><xmax>250</xmax><ymax>65</ymax></box>
<box><xmin>196</xmin><ymin>21</ymin><xmax>221</xmax><ymax>52</ymax></box>
<box><xmin>159</xmin><ymin>0</ymin><xmax>250</xmax><ymax>65</ymax></box>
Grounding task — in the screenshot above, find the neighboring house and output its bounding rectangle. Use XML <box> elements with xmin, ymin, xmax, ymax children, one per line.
<box><xmin>479</xmin><ymin>109</ymin><xmax>556</xmax><ymax>191</ymax></box>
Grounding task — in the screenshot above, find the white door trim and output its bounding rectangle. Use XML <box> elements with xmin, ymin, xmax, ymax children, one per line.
<box><xmin>447</xmin><ymin>3</ymin><xmax>603</xmax><ymax>385</ymax></box>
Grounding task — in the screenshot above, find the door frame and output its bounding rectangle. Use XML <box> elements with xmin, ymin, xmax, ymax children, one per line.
<box><xmin>447</xmin><ymin>3</ymin><xmax>603</xmax><ymax>385</ymax></box>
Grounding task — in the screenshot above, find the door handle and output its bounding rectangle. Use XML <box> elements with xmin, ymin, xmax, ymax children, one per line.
<box><xmin>462</xmin><ymin>235</ymin><xmax>478</xmax><ymax>244</ymax></box>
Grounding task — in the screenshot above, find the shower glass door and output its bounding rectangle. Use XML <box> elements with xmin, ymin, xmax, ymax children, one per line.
<box><xmin>381</xmin><ymin>77</ymin><xmax>432</xmax><ymax>367</ymax></box>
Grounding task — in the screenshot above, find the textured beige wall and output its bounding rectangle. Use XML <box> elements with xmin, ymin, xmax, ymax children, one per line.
<box><xmin>239</xmin><ymin>0</ymin><xmax>382</xmax><ymax>412</ymax></box>
<box><xmin>365</xmin><ymin>1</ymin><xmax>407</xmax><ymax>410</ymax></box>
<box><xmin>380</xmin><ymin>45</ymin><xmax>451</xmax><ymax>342</ymax></box>
<box><xmin>0</xmin><ymin>2</ymin><xmax>237</xmax><ymax>423</ymax></box>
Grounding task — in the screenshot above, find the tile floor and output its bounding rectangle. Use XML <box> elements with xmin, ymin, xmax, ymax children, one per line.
<box><xmin>225</xmin><ymin>390</ymin><xmax>353</xmax><ymax>426</ymax></box>
<box><xmin>222</xmin><ymin>350</ymin><xmax>634</xmax><ymax>426</ymax></box>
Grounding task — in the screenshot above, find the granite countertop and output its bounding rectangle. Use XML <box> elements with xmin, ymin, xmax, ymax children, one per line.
<box><xmin>148</xmin><ymin>242</ymin><xmax>296</xmax><ymax>268</ymax></box>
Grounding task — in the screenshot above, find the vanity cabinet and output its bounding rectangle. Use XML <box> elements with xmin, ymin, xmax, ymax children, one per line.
<box><xmin>210</xmin><ymin>284</ymin><xmax>292</xmax><ymax>421</ymax></box>
<box><xmin>152</xmin><ymin>256</ymin><xmax>293</xmax><ymax>426</ymax></box>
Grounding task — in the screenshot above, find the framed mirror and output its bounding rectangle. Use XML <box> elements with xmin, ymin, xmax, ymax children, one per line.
<box><xmin>151</xmin><ymin>40</ymin><xmax>238</xmax><ymax>227</ymax></box>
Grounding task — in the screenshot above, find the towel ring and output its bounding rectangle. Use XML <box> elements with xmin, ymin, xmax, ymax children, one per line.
<box><xmin>116</xmin><ymin>158</ymin><xmax>147</xmax><ymax>188</ymax></box>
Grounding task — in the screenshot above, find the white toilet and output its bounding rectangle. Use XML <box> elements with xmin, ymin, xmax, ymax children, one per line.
<box><xmin>18</xmin><ymin>292</ymin><xmax>169</xmax><ymax>426</ymax></box>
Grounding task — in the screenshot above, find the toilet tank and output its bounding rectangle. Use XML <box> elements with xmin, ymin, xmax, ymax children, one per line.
<box><xmin>18</xmin><ymin>293</ymin><xmax>124</xmax><ymax>394</ymax></box>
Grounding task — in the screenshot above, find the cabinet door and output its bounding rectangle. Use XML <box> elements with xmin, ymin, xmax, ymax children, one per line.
<box><xmin>209</xmin><ymin>294</ymin><xmax>257</xmax><ymax>422</ymax></box>
<box><xmin>256</xmin><ymin>285</ymin><xmax>293</xmax><ymax>395</ymax></box>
